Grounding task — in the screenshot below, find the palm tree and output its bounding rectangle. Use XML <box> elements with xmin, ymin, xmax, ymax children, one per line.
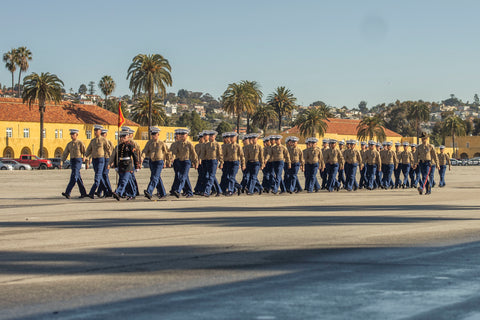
<box><xmin>221</xmin><ymin>81</ymin><xmax>260</xmax><ymax>134</ymax></box>
<box><xmin>294</xmin><ymin>106</ymin><xmax>330</xmax><ymax>137</ymax></box>
<box><xmin>243</xmin><ymin>80</ymin><xmax>263</xmax><ymax>132</ymax></box>
<box><xmin>15</xmin><ymin>47</ymin><xmax>33</xmax><ymax>97</ymax></box>
<box><xmin>22</xmin><ymin>72</ymin><xmax>64</xmax><ymax>158</ymax></box>
<box><xmin>3</xmin><ymin>49</ymin><xmax>17</xmax><ymax>96</ymax></box>
<box><xmin>127</xmin><ymin>53</ymin><xmax>172</xmax><ymax>129</ymax></box>
<box><xmin>130</xmin><ymin>95</ymin><xmax>167</xmax><ymax>126</ymax></box>
<box><xmin>267</xmin><ymin>86</ymin><xmax>297</xmax><ymax>131</ymax></box>
<box><xmin>252</xmin><ymin>104</ymin><xmax>276</xmax><ymax>134</ymax></box>
<box><xmin>407</xmin><ymin>102</ymin><xmax>430</xmax><ymax>143</ymax></box>
<box><xmin>356</xmin><ymin>116</ymin><xmax>386</xmax><ymax>142</ymax></box>
<box><xmin>98</xmin><ymin>75</ymin><xmax>116</xmax><ymax>107</ymax></box>
<box><xmin>442</xmin><ymin>115</ymin><xmax>466</xmax><ymax>158</ymax></box>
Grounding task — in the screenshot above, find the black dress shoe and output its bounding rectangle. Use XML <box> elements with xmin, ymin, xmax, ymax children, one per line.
<box><xmin>88</xmin><ymin>194</ymin><xmax>95</xmax><ymax>199</ymax></box>
<box><xmin>78</xmin><ymin>194</ymin><xmax>87</xmax><ymax>199</ymax></box>
<box><xmin>237</xmin><ymin>188</ymin><xmax>241</xmax><ymax>196</ymax></box>
<box><xmin>62</xmin><ymin>192</ymin><xmax>70</xmax><ymax>199</ymax></box>
<box><xmin>144</xmin><ymin>190</ymin><xmax>152</xmax><ymax>200</ymax></box>
<box><xmin>112</xmin><ymin>192</ymin><xmax>120</xmax><ymax>201</ymax></box>
<box><xmin>171</xmin><ymin>191</ymin><xmax>180</xmax><ymax>198</ymax></box>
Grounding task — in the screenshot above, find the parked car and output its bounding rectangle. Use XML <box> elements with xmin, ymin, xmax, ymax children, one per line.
<box><xmin>0</xmin><ymin>159</ymin><xmax>32</xmax><ymax>170</ymax></box>
<box><xmin>48</xmin><ymin>158</ymin><xmax>62</xmax><ymax>169</ymax></box>
<box><xmin>62</xmin><ymin>160</ymin><xmax>86</xmax><ymax>170</ymax></box>
<box><xmin>467</xmin><ymin>157</ymin><xmax>480</xmax><ymax>166</ymax></box>
<box><xmin>450</xmin><ymin>158</ymin><xmax>459</xmax><ymax>166</ymax></box>
<box><xmin>0</xmin><ymin>161</ymin><xmax>14</xmax><ymax>170</ymax></box>
<box><xmin>14</xmin><ymin>155</ymin><xmax>52</xmax><ymax>170</ymax></box>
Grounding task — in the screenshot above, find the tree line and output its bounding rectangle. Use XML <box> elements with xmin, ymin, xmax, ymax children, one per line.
<box><xmin>2</xmin><ymin>47</ymin><xmax>476</xmax><ymax>158</ymax></box>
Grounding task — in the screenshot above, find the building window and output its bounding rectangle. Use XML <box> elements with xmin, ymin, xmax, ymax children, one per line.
<box><xmin>86</xmin><ymin>130</ymin><xmax>92</xmax><ymax>139</ymax></box>
<box><xmin>6</xmin><ymin>128</ymin><xmax>12</xmax><ymax>138</ymax></box>
<box><xmin>466</xmin><ymin>142</ymin><xmax>470</xmax><ymax>148</ymax></box>
<box><xmin>23</xmin><ymin>128</ymin><xmax>30</xmax><ymax>138</ymax></box>
<box><xmin>59</xmin><ymin>130</ymin><xmax>63</xmax><ymax>139</ymax></box>
<box><xmin>142</xmin><ymin>132</ymin><xmax>149</xmax><ymax>140</ymax></box>
<box><xmin>115</xmin><ymin>132</ymin><xmax>118</xmax><ymax>140</ymax></box>
<box><xmin>55</xmin><ymin>129</ymin><xmax>58</xmax><ymax>139</ymax></box>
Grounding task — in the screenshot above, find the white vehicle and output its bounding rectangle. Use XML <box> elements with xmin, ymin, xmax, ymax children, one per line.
<box><xmin>0</xmin><ymin>161</ymin><xmax>14</xmax><ymax>170</ymax></box>
<box><xmin>0</xmin><ymin>159</ymin><xmax>32</xmax><ymax>170</ymax></box>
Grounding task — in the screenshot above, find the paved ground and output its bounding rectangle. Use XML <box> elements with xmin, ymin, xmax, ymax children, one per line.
<box><xmin>1</xmin><ymin>166</ymin><xmax>480</xmax><ymax>319</ymax></box>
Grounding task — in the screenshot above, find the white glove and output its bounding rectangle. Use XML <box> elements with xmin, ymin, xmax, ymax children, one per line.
<box><xmin>135</xmin><ymin>169</ymin><xmax>139</xmax><ymax>172</ymax></box>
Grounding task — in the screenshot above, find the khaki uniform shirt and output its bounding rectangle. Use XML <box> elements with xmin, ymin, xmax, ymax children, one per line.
<box><xmin>142</xmin><ymin>139</ymin><xmax>169</xmax><ymax>162</ymax></box>
<box><xmin>264</xmin><ymin>145</ymin><xmax>272</xmax><ymax>163</ymax></box>
<box><xmin>85</xmin><ymin>136</ymin><xmax>110</xmax><ymax>158</ymax></box>
<box><xmin>287</xmin><ymin>145</ymin><xmax>304</xmax><ymax>165</ymax></box>
<box><xmin>437</xmin><ymin>152</ymin><xmax>451</xmax><ymax>166</ymax></box>
<box><xmin>379</xmin><ymin>149</ymin><xmax>388</xmax><ymax>165</ymax></box>
<box><xmin>344</xmin><ymin>149</ymin><xmax>362</xmax><ymax>166</ymax></box>
<box><xmin>198</xmin><ymin>141</ymin><xmax>223</xmax><ymax>164</ymax></box>
<box><xmin>364</xmin><ymin>149</ymin><xmax>382</xmax><ymax>166</ymax></box>
<box><xmin>61</xmin><ymin>140</ymin><xmax>86</xmax><ymax>161</ymax></box>
<box><xmin>195</xmin><ymin>142</ymin><xmax>203</xmax><ymax>159</ymax></box>
<box><xmin>399</xmin><ymin>150</ymin><xmax>414</xmax><ymax>165</ymax></box>
<box><xmin>169</xmin><ymin>140</ymin><xmax>198</xmax><ymax>165</ymax></box>
<box><xmin>265</xmin><ymin>144</ymin><xmax>290</xmax><ymax>164</ymax></box>
<box><xmin>415</xmin><ymin>143</ymin><xmax>438</xmax><ymax>165</ymax></box>
<box><xmin>244</xmin><ymin>144</ymin><xmax>264</xmax><ymax>164</ymax></box>
<box><xmin>303</xmin><ymin>147</ymin><xmax>325</xmax><ymax>170</ymax></box>
<box><xmin>360</xmin><ymin>149</ymin><xmax>367</xmax><ymax>163</ymax></box>
<box><xmin>222</xmin><ymin>143</ymin><xmax>245</xmax><ymax>167</ymax></box>
<box><xmin>395</xmin><ymin>150</ymin><xmax>403</xmax><ymax>163</ymax></box>
<box><xmin>324</xmin><ymin>148</ymin><xmax>344</xmax><ymax>166</ymax></box>
<box><xmin>105</xmin><ymin>140</ymin><xmax>114</xmax><ymax>159</ymax></box>
<box><xmin>383</xmin><ymin>149</ymin><xmax>398</xmax><ymax>167</ymax></box>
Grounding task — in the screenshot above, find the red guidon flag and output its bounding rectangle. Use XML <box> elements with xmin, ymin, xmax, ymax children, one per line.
<box><xmin>118</xmin><ymin>101</ymin><xmax>125</xmax><ymax>127</ymax></box>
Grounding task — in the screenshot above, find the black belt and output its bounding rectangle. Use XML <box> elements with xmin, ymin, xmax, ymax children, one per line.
<box><xmin>419</xmin><ymin>160</ymin><xmax>431</xmax><ymax>164</ymax></box>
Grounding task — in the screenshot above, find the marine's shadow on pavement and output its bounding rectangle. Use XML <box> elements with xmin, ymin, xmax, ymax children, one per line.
<box><xmin>13</xmin><ymin>241</ymin><xmax>480</xmax><ymax>320</ymax></box>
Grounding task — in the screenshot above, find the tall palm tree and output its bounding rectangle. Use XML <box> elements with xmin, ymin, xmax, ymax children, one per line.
<box><xmin>221</xmin><ymin>81</ymin><xmax>260</xmax><ymax>133</ymax></box>
<box><xmin>127</xmin><ymin>53</ymin><xmax>172</xmax><ymax>129</ymax></box>
<box><xmin>98</xmin><ymin>75</ymin><xmax>116</xmax><ymax>107</ymax></box>
<box><xmin>442</xmin><ymin>115</ymin><xmax>466</xmax><ymax>158</ymax></box>
<box><xmin>15</xmin><ymin>47</ymin><xmax>33</xmax><ymax>97</ymax></box>
<box><xmin>293</xmin><ymin>106</ymin><xmax>330</xmax><ymax>137</ymax></box>
<box><xmin>252</xmin><ymin>104</ymin><xmax>276</xmax><ymax>134</ymax></box>
<box><xmin>130</xmin><ymin>95</ymin><xmax>167</xmax><ymax>126</ymax></box>
<box><xmin>3</xmin><ymin>49</ymin><xmax>17</xmax><ymax>96</ymax></box>
<box><xmin>356</xmin><ymin>116</ymin><xmax>386</xmax><ymax>142</ymax></box>
<box><xmin>243</xmin><ymin>80</ymin><xmax>263</xmax><ymax>132</ymax></box>
<box><xmin>267</xmin><ymin>86</ymin><xmax>297</xmax><ymax>131</ymax></box>
<box><xmin>22</xmin><ymin>72</ymin><xmax>64</xmax><ymax>158</ymax></box>
<box><xmin>407</xmin><ymin>102</ymin><xmax>430</xmax><ymax>143</ymax></box>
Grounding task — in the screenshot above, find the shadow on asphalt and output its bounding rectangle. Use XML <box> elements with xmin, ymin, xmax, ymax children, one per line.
<box><xmin>13</xmin><ymin>241</ymin><xmax>480</xmax><ymax>320</ymax></box>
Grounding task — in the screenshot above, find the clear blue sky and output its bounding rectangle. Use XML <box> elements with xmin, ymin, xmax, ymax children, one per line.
<box><xmin>2</xmin><ymin>0</ymin><xmax>480</xmax><ymax>108</ymax></box>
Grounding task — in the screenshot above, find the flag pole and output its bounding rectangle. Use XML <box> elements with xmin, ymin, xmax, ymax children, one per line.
<box><xmin>116</xmin><ymin>100</ymin><xmax>125</xmax><ymax>188</ymax></box>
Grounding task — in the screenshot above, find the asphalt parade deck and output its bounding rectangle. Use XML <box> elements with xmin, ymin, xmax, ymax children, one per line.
<box><xmin>1</xmin><ymin>167</ymin><xmax>480</xmax><ymax>319</ymax></box>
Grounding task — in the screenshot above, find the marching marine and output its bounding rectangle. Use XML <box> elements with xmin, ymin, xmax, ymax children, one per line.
<box><xmin>61</xmin><ymin>129</ymin><xmax>87</xmax><ymax>199</ymax></box>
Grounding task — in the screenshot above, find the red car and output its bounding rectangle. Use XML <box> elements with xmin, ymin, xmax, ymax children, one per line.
<box><xmin>15</xmin><ymin>155</ymin><xmax>52</xmax><ymax>170</ymax></box>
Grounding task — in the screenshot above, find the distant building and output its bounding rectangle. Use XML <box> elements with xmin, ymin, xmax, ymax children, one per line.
<box><xmin>0</xmin><ymin>98</ymin><xmax>186</xmax><ymax>158</ymax></box>
<box><xmin>282</xmin><ymin>118</ymin><xmax>403</xmax><ymax>144</ymax></box>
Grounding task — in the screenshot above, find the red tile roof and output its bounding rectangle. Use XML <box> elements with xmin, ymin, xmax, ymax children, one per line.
<box><xmin>284</xmin><ymin>118</ymin><xmax>402</xmax><ymax>137</ymax></box>
<box><xmin>0</xmin><ymin>98</ymin><xmax>138</xmax><ymax>126</ymax></box>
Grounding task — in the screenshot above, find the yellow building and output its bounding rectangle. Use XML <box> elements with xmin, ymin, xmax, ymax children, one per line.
<box><xmin>282</xmin><ymin>118</ymin><xmax>404</xmax><ymax>147</ymax></box>
<box><xmin>0</xmin><ymin>98</ymin><xmax>185</xmax><ymax>159</ymax></box>
<box><xmin>445</xmin><ymin>136</ymin><xmax>480</xmax><ymax>159</ymax></box>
